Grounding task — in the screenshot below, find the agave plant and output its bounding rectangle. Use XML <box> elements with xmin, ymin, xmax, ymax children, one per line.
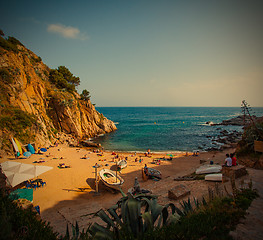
<box><xmin>64</xmin><ymin>222</ymin><xmax>92</xmax><ymax>240</ymax></box>
<box><xmin>172</xmin><ymin>197</ymin><xmax>207</xmax><ymax>218</ymax></box>
<box><xmin>90</xmin><ymin>192</ymin><xmax>180</xmax><ymax>239</ymax></box>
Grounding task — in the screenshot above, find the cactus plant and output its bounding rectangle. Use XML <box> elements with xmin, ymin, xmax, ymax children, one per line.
<box><xmin>90</xmin><ymin>193</ymin><xmax>180</xmax><ymax>239</ymax></box>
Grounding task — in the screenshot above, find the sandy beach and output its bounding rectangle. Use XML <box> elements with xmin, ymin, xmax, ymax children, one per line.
<box><xmin>0</xmin><ymin>144</ymin><xmax>244</xmax><ymax>236</ymax></box>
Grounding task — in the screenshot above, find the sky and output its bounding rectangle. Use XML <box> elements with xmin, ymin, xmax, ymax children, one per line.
<box><xmin>1</xmin><ymin>0</ymin><xmax>263</xmax><ymax>107</ymax></box>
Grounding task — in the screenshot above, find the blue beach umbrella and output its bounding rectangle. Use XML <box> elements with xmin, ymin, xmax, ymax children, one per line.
<box><xmin>23</xmin><ymin>151</ymin><xmax>32</xmax><ymax>158</ymax></box>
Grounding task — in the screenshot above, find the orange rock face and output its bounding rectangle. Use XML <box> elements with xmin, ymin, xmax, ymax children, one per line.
<box><xmin>0</xmin><ymin>43</ymin><xmax>116</xmax><ymax>151</ymax></box>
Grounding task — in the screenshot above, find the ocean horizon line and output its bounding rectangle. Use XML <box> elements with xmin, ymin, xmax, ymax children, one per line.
<box><xmin>97</xmin><ymin>106</ymin><xmax>263</xmax><ymax>108</ymax></box>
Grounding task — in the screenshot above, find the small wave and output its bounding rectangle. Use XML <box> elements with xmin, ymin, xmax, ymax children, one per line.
<box><xmin>114</xmin><ymin>122</ymin><xmax>119</xmax><ymax>125</ymax></box>
<box><xmin>198</xmin><ymin>122</ymin><xmax>215</xmax><ymax>126</ymax></box>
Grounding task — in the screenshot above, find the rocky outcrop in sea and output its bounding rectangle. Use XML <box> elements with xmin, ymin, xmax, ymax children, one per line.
<box><xmin>207</xmin><ymin>115</ymin><xmax>261</xmax><ymax>126</ymax></box>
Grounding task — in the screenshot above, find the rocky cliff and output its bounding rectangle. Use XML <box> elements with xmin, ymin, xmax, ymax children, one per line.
<box><xmin>0</xmin><ymin>37</ymin><xmax>116</xmax><ymax>155</ymax></box>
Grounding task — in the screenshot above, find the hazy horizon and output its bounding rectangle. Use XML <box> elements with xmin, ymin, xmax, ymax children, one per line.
<box><xmin>1</xmin><ymin>0</ymin><xmax>263</xmax><ymax>107</ymax></box>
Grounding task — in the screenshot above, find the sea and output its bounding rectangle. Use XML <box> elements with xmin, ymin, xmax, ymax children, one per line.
<box><xmin>94</xmin><ymin>107</ymin><xmax>263</xmax><ymax>153</ymax></box>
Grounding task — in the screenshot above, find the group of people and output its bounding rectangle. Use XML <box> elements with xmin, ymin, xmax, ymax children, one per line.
<box><xmin>224</xmin><ymin>153</ymin><xmax>237</xmax><ymax>167</ymax></box>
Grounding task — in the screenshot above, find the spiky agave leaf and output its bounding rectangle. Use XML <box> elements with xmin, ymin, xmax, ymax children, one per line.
<box><xmin>168</xmin><ymin>213</ymin><xmax>181</xmax><ymax>224</ymax></box>
<box><xmin>202</xmin><ymin>196</ymin><xmax>207</xmax><ymax>206</ymax></box>
<box><xmin>193</xmin><ymin>197</ymin><xmax>200</xmax><ymax>209</ymax></box>
<box><xmin>126</xmin><ymin>197</ymin><xmax>141</xmax><ymax>237</ymax></box>
<box><xmin>150</xmin><ymin>199</ymin><xmax>163</xmax><ymax>224</ymax></box>
<box><xmin>65</xmin><ymin>224</ymin><xmax>70</xmax><ymax>240</ymax></box>
<box><xmin>119</xmin><ymin>188</ymin><xmax>127</xmax><ymax>197</ymax></box>
<box><xmin>139</xmin><ymin>197</ymin><xmax>153</xmax><ymax>213</ymax></box>
<box><xmin>107</xmin><ymin>207</ymin><xmax>122</xmax><ymax>226</ymax></box>
<box><xmin>75</xmin><ymin>221</ymin><xmax>80</xmax><ymax>239</ymax></box>
<box><xmin>142</xmin><ymin>211</ymin><xmax>153</xmax><ymax>232</ymax></box>
<box><xmin>174</xmin><ymin>205</ymin><xmax>184</xmax><ymax>217</ymax></box>
<box><xmin>161</xmin><ymin>207</ymin><xmax>168</xmax><ymax>226</ymax></box>
<box><xmin>97</xmin><ymin>209</ymin><xmax>116</xmax><ymax>229</ymax></box>
<box><xmin>91</xmin><ymin>222</ymin><xmax>113</xmax><ymax>239</ymax></box>
<box><xmin>93</xmin><ymin>230</ymin><xmax>113</xmax><ymax>240</ymax></box>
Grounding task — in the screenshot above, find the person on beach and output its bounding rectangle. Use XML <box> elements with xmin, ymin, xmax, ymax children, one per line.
<box><xmin>224</xmin><ymin>154</ymin><xmax>232</xmax><ymax>167</ymax></box>
<box><xmin>230</xmin><ymin>153</ymin><xmax>237</xmax><ymax>166</ymax></box>
<box><xmin>147</xmin><ymin>149</ymin><xmax>151</xmax><ymax>155</ymax></box>
<box><xmin>133</xmin><ymin>177</ymin><xmax>141</xmax><ymax>193</ymax></box>
<box><xmin>144</xmin><ymin>164</ymin><xmax>148</xmax><ymax>176</ymax></box>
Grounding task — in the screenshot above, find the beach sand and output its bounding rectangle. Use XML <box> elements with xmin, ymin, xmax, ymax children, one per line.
<box><xmin>0</xmin><ymin>144</ymin><xmax>246</xmax><ymax>236</ymax></box>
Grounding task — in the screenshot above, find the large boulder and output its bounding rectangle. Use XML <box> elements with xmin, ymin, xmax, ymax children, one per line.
<box><xmin>222</xmin><ymin>165</ymin><xmax>248</xmax><ymax>179</ymax></box>
<box><xmin>168</xmin><ymin>184</ymin><xmax>190</xmax><ymax>200</ymax></box>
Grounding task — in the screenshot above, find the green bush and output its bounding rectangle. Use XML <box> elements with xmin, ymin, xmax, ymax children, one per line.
<box><xmin>0</xmin><ymin>36</ymin><xmax>22</xmax><ymax>53</ymax></box>
<box><xmin>237</xmin><ymin>119</ymin><xmax>263</xmax><ymax>156</ymax></box>
<box><xmin>0</xmin><ymin>68</ymin><xmax>13</xmax><ymax>84</ymax></box>
<box><xmin>7</xmin><ymin>36</ymin><xmax>24</xmax><ymax>47</ymax></box>
<box><xmin>80</xmin><ymin>89</ymin><xmax>90</xmax><ymax>101</ymax></box>
<box><xmin>0</xmin><ymin>107</ymin><xmax>40</xmax><ymax>143</ymax></box>
<box><xmin>86</xmin><ymin>188</ymin><xmax>258</xmax><ymax>240</ymax></box>
<box><xmin>49</xmin><ymin>69</ymin><xmax>76</xmax><ymax>93</ymax></box>
<box><xmin>0</xmin><ymin>190</ymin><xmax>58</xmax><ymax>240</ymax></box>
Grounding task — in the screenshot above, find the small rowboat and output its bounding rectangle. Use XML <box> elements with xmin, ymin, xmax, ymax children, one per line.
<box><xmin>195</xmin><ymin>164</ymin><xmax>222</xmax><ymax>175</ymax></box>
<box><xmin>205</xmin><ymin>173</ymin><xmax>223</xmax><ymax>182</ymax></box>
<box><xmin>117</xmin><ymin>159</ymin><xmax>127</xmax><ymax>169</ymax></box>
<box><xmin>99</xmin><ymin>169</ymin><xmax>124</xmax><ymax>190</ymax></box>
<box><xmin>147</xmin><ymin>168</ymin><xmax>162</xmax><ymax>179</ymax></box>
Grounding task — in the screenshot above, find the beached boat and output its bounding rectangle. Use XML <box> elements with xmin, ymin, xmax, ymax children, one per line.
<box><xmin>117</xmin><ymin>159</ymin><xmax>127</xmax><ymax>169</ymax></box>
<box><xmin>99</xmin><ymin>169</ymin><xmax>124</xmax><ymax>190</ymax></box>
<box><xmin>147</xmin><ymin>167</ymin><xmax>162</xmax><ymax>179</ymax></box>
<box><xmin>205</xmin><ymin>173</ymin><xmax>223</xmax><ymax>182</ymax></box>
<box><xmin>195</xmin><ymin>164</ymin><xmax>222</xmax><ymax>175</ymax></box>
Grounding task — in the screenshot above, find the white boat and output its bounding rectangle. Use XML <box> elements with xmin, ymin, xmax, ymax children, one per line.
<box><xmin>99</xmin><ymin>169</ymin><xmax>124</xmax><ymax>190</ymax></box>
<box><xmin>205</xmin><ymin>173</ymin><xmax>223</xmax><ymax>182</ymax></box>
<box><xmin>147</xmin><ymin>167</ymin><xmax>162</xmax><ymax>179</ymax></box>
<box><xmin>195</xmin><ymin>164</ymin><xmax>222</xmax><ymax>175</ymax></box>
<box><xmin>117</xmin><ymin>159</ymin><xmax>127</xmax><ymax>169</ymax></box>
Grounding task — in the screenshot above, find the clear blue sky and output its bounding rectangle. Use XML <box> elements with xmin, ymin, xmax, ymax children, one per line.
<box><xmin>1</xmin><ymin>0</ymin><xmax>263</xmax><ymax>107</ymax></box>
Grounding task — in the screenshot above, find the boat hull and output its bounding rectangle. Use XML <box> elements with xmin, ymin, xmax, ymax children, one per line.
<box><xmin>117</xmin><ymin>160</ymin><xmax>127</xmax><ymax>169</ymax></box>
<box><xmin>99</xmin><ymin>169</ymin><xmax>124</xmax><ymax>190</ymax></box>
<box><xmin>195</xmin><ymin>165</ymin><xmax>222</xmax><ymax>175</ymax></box>
<box><xmin>147</xmin><ymin>167</ymin><xmax>162</xmax><ymax>179</ymax></box>
<box><xmin>205</xmin><ymin>173</ymin><xmax>223</xmax><ymax>182</ymax></box>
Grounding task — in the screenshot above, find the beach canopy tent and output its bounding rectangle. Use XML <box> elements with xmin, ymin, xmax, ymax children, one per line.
<box><xmin>9</xmin><ymin>188</ymin><xmax>33</xmax><ymax>202</ymax></box>
<box><xmin>0</xmin><ymin>161</ymin><xmax>53</xmax><ymax>187</ymax></box>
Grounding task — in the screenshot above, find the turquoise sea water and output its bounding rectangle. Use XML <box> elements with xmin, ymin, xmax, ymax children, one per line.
<box><xmin>95</xmin><ymin>107</ymin><xmax>263</xmax><ymax>152</ymax></box>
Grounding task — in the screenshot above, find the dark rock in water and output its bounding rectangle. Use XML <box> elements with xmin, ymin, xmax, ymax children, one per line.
<box><xmin>211</xmin><ymin>115</ymin><xmax>261</xmax><ymax>126</ymax></box>
<box><xmin>206</xmin><ymin>147</ymin><xmax>221</xmax><ymax>152</ymax></box>
<box><xmin>220</xmin><ymin>130</ymin><xmax>228</xmax><ymax>135</ymax></box>
<box><xmin>80</xmin><ymin>141</ymin><xmax>101</xmax><ymax>148</ymax></box>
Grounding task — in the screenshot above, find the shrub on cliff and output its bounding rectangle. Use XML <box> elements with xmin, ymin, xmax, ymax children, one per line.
<box><xmin>49</xmin><ymin>66</ymin><xmax>80</xmax><ymax>93</ymax></box>
<box><xmin>80</xmin><ymin>89</ymin><xmax>90</xmax><ymax>101</ymax></box>
<box><xmin>0</xmin><ymin>107</ymin><xmax>40</xmax><ymax>144</ymax></box>
<box><xmin>0</xmin><ymin>68</ymin><xmax>13</xmax><ymax>84</ymax></box>
<box><xmin>0</xmin><ymin>35</ymin><xmax>23</xmax><ymax>53</ymax></box>
<box><xmin>237</xmin><ymin>118</ymin><xmax>263</xmax><ymax>156</ymax></box>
